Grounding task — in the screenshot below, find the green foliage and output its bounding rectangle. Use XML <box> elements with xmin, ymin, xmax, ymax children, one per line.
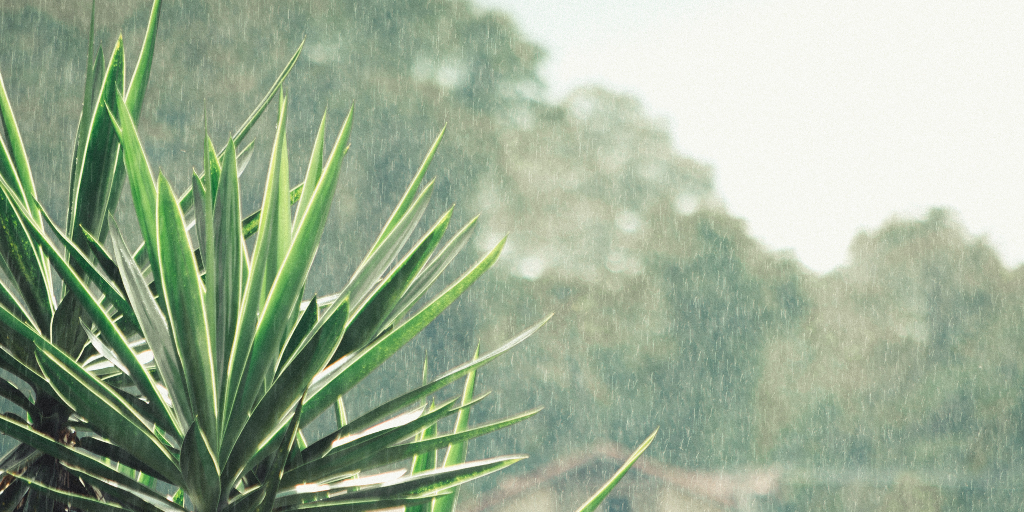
<box><xmin>0</xmin><ymin>2</ymin><xmax>657</xmax><ymax>510</ymax></box>
<box><xmin>760</xmin><ymin>209</ymin><xmax>1018</xmax><ymax>467</ymax></box>
<box><xmin>13</xmin><ymin>0</ymin><xmax>1021</xmax><ymax>509</ymax></box>
<box><xmin>0</xmin><ymin>3</ymin><xmax>627</xmax><ymax>511</ymax></box>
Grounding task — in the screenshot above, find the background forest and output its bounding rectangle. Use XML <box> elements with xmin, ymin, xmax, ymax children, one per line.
<box><xmin>2</xmin><ymin>0</ymin><xmax>1022</xmax><ymax>510</ymax></box>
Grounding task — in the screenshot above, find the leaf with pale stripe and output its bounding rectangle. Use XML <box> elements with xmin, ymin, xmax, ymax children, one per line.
<box><xmin>0</xmin><ymin>150</ymin><xmax>53</xmax><ymax>331</ymax></box>
<box><xmin>301</xmin><ymin>319</ymin><xmax>543</xmax><ymax>457</ymax></box>
<box><xmin>180</xmin><ymin>419</ymin><xmax>220</xmax><ymax>512</ymax></box>
<box><xmin>432</xmin><ymin>345</ymin><xmax>482</xmax><ymax>512</ymax></box>
<box><xmin>221</xmin><ymin>299</ymin><xmax>346</xmax><ymax>485</ymax></box>
<box><xmin>155</xmin><ymin>174</ymin><xmax>217</xmax><ymax>449</ymax></box>
<box><xmin>65</xmin><ymin>37</ymin><xmax>125</xmax><ymax>254</ymax></box>
<box><xmin>282</xmin><ymin>400</ymin><xmax>458</xmax><ymax>488</ymax></box>
<box><xmin>213</xmin><ymin>139</ymin><xmax>246</xmax><ymax>387</ymax></box>
<box><xmin>341</xmin><ymin>456</ymin><xmax>523</xmax><ymax>501</ymax></box>
<box><xmin>223</xmin><ymin>107</ymin><xmax>351</xmax><ymax>444</ymax></box>
<box><xmin>110</xmin><ymin>219</ymin><xmax>191</xmax><ymax>434</ymax></box>
<box><xmin>110</xmin><ymin>92</ymin><xmax>159</xmax><ymax>281</ymax></box>
<box><xmin>574</xmin><ymin>429</ymin><xmax>658</xmax><ymax>512</ymax></box>
<box><xmin>369</xmin><ymin>127</ymin><xmax>444</xmax><ymax>254</ymax></box>
<box><xmin>302</xmin><ymin>239</ymin><xmax>505</xmax><ymax>423</ymax></box>
<box><xmin>333</xmin><ymin>207</ymin><xmax>450</xmax><ymax>361</ymax></box>
<box><xmin>0</xmin><ymin>175</ymin><xmax>174</xmax><ymax>431</ymax></box>
<box><xmin>222</xmin><ymin>96</ymin><xmax>293</xmax><ymax>425</ymax></box>
<box><xmin>33</xmin><ymin>340</ymin><xmax>181</xmax><ymax>485</ymax></box>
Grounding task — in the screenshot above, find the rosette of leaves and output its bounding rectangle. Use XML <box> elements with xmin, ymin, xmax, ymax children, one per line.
<box><xmin>0</xmin><ymin>1</ymin><xmax>554</xmax><ymax>510</ymax></box>
<box><xmin>0</xmin><ymin>1</ymin><xmax>659</xmax><ymax>509</ymax></box>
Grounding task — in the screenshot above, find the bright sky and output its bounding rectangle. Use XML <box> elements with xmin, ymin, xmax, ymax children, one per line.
<box><xmin>474</xmin><ymin>0</ymin><xmax>1024</xmax><ymax>274</ymax></box>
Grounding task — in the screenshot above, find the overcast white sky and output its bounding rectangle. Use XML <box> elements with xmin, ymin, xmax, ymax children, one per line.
<box><xmin>474</xmin><ymin>0</ymin><xmax>1024</xmax><ymax>274</ymax></box>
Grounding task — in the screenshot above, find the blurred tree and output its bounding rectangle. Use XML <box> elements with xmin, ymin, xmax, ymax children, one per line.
<box><xmin>760</xmin><ymin>208</ymin><xmax>1024</xmax><ymax>478</ymax></box>
<box><xmin>654</xmin><ymin>211</ymin><xmax>806</xmax><ymax>466</ymax></box>
<box><xmin>466</xmin><ymin>84</ymin><xmax>805</xmax><ymax>469</ymax></box>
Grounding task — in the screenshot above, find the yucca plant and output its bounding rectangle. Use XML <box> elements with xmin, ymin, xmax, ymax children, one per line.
<box><xmin>0</xmin><ymin>1</ymin><xmax>168</xmax><ymax>508</ymax></box>
<box><xmin>0</xmin><ymin>1</ymin><xmax>655</xmax><ymax>511</ymax></box>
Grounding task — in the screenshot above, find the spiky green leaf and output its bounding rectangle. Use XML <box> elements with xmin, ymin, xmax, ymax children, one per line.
<box><xmin>0</xmin><ymin>414</ymin><xmax>168</xmax><ymax>501</ymax></box>
<box><xmin>385</xmin><ymin>216</ymin><xmax>478</xmax><ymax>328</ymax></box>
<box><xmin>221</xmin><ymin>300</ymin><xmax>347</xmax><ymax>486</ymax></box>
<box><xmin>110</xmin><ymin>220</ymin><xmax>191</xmax><ymax>433</ymax></box>
<box><xmin>282</xmin><ymin>400</ymin><xmax>458</xmax><ymax>488</ymax></box>
<box><xmin>0</xmin><ymin>62</ymin><xmax>41</xmax><ymax>223</ymax></box>
<box><xmin>111</xmin><ymin>90</ymin><xmax>159</xmax><ymax>280</ymax></box>
<box><xmin>0</xmin><ymin>377</ymin><xmax>36</xmax><ymax>419</ymax></box>
<box><xmin>13</xmin><ymin>475</ymin><xmax>131</xmax><ymax>512</ymax></box>
<box><xmin>66</xmin><ymin>37</ymin><xmax>125</xmax><ymax>255</ymax></box>
<box><xmin>33</xmin><ymin>342</ymin><xmax>181</xmax><ymax>485</ymax></box>
<box><xmin>253</xmin><ymin>393</ymin><xmax>305</xmax><ymax>512</ymax></box>
<box><xmin>212</xmin><ymin>139</ymin><xmax>247</xmax><ymax>388</ymax></box>
<box><xmin>370</xmin><ymin>127</ymin><xmax>444</xmax><ymax>254</ymax></box>
<box><xmin>223</xmin><ymin>106</ymin><xmax>351</xmax><ymax>442</ymax></box>
<box><xmin>342</xmin><ymin>456</ymin><xmax>523</xmax><ymax>501</ymax></box>
<box><xmin>35</xmin><ymin>202</ymin><xmax>138</xmax><ymax>334</ymax></box>
<box><xmin>180</xmin><ymin>420</ymin><xmax>221</xmax><ymax>511</ymax></box>
<box><xmin>302</xmin><ymin>239</ymin><xmax>505</xmax><ymax>423</ymax></box>
<box><xmin>294</xmin><ymin>110</ymin><xmax>328</xmax><ymax>227</ymax></box>
<box><xmin>0</xmin><ymin>159</ymin><xmax>53</xmax><ymax>331</ymax></box>
<box><xmin>2</xmin><ymin>177</ymin><xmax>175</xmax><ymax>430</ymax></box>
<box><xmin>155</xmin><ymin>174</ymin><xmax>217</xmax><ymax>447</ymax></box>
<box><xmin>574</xmin><ymin>429</ymin><xmax>658</xmax><ymax>512</ymax></box>
<box><xmin>432</xmin><ymin>345</ymin><xmax>482</xmax><ymax>512</ymax></box>
<box><xmin>333</xmin><ymin>207</ymin><xmax>450</xmax><ymax>361</ymax></box>
<box><xmin>342</xmin><ymin>180</ymin><xmax>433</xmax><ymax>311</ymax></box>
<box><xmin>361</xmin><ymin>408</ymin><xmax>539</xmax><ymax>475</ymax></box>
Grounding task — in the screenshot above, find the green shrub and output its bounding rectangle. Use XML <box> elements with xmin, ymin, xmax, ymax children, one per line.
<box><xmin>0</xmin><ymin>2</ymin><xmax>653</xmax><ymax>510</ymax></box>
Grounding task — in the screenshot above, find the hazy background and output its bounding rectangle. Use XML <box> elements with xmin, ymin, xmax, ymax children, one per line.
<box><xmin>474</xmin><ymin>0</ymin><xmax>1024</xmax><ymax>274</ymax></box>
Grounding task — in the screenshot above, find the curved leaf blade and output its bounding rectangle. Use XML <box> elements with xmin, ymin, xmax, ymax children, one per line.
<box><xmin>13</xmin><ymin>475</ymin><xmax>131</xmax><ymax>512</ymax></box>
<box><xmin>358</xmin><ymin>408</ymin><xmax>540</xmax><ymax>474</ymax></box>
<box><xmin>0</xmin><ymin>414</ymin><xmax>165</xmax><ymax>499</ymax></box>
<box><xmin>35</xmin><ymin>202</ymin><xmax>138</xmax><ymax>334</ymax></box>
<box><xmin>432</xmin><ymin>345</ymin><xmax>482</xmax><ymax>512</ymax></box>
<box><xmin>110</xmin><ymin>219</ymin><xmax>191</xmax><ymax>434</ymax></box>
<box><xmin>124</xmin><ymin>0</ymin><xmax>161</xmax><ymax>119</ymax></box>
<box><xmin>574</xmin><ymin>429</ymin><xmax>658</xmax><ymax>512</ymax></box>
<box><xmin>66</xmin><ymin>38</ymin><xmax>125</xmax><ymax>252</ymax></box>
<box><xmin>0</xmin><ymin>62</ymin><xmax>40</xmax><ymax>222</ymax></box>
<box><xmin>342</xmin><ymin>456</ymin><xmax>524</xmax><ymax>501</ymax></box>
<box><xmin>370</xmin><ymin>126</ymin><xmax>444</xmax><ymax>254</ymax></box>
<box><xmin>221</xmin><ymin>300</ymin><xmax>347</xmax><ymax>485</ymax></box>
<box><xmin>155</xmin><ymin>174</ymin><xmax>217</xmax><ymax>447</ymax></box>
<box><xmin>304</xmin><ymin>316</ymin><xmax>547</xmax><ymax>439</ymax></box>
<box><xmin>0</xmin><ymin>165</ymin><xmax>53</xmax><ymax>331</ymax></box>
<box><xmin>3</xmin><ymin>177</ymin><xmax>175</xmax><ymax>430</ymax></box>
<box><xmin>333</xmin><ymin>207</ymin><xmax>450</xmax><ymax>361</ymax></box>
<box><xmin>302</xmin><ymin>238</ymin><xmax>506</xmax><ymax>423</ymax></box>
<box><xmin>213</xmin><ymin>139</ymin><xmax>246</xmax><ymax>387</ymax></box>
<box><xmin>282</xmin><ymin>400</ymin><xmax>458</xmax><ymax>488</ymax></box>
<box><xmin>254</xmin><ymin>393</ymin><xmax>305</xmax><ymax>512</ymax></box>
<box><xmin>33</xmin><ymin>343</ymin><xmax>181</xmax><ymax>485</ymax></box>
<box><xmin>0</xmin><ymin>377</ymin><xmax>37</xmax><ymax>419</ymax></box>
<box><xmin>110</xmin><ymin>90</ymin><xmax>159</xmax><ymax>281</ymax></box>
<box><xmin>294</xmin><ymin>110</ymin><xmax>328</xmax><ymax>230</ymax></box>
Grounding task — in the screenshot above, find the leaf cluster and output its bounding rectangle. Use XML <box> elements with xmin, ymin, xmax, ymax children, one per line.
<box><xmin>0</xmin><ymin>2</ymin><xmax>654</xmax><ymax>510</ymax></box>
